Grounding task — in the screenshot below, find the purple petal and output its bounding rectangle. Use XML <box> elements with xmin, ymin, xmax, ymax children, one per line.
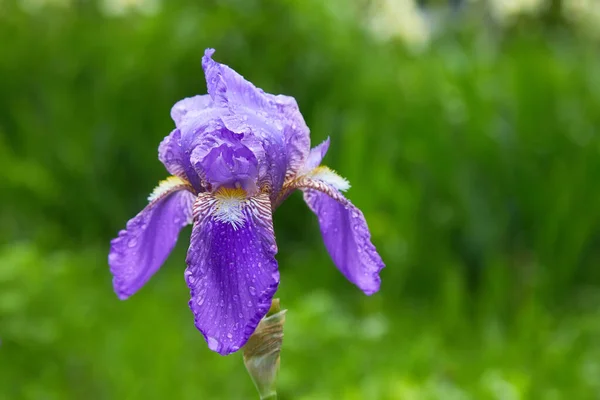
<box><xmin>202</xmin><ymin>48</ymin><xmax>273</xmax><ymax>111</ymax></box>
<box><xmin>302</xmin><ymin>137</ymin><xmax>330</xmax><ymax>173</ymax></box>
<box><xmin>185</xmin><ymin>192</ymin><xmax>279</xmax><ymax>355</ymax></box>
<box><xmin>303</xmin><ymin>187</ymin><xmax>384</xmax><ymax>295</ymax></box>
<box><xmin>109</xmin><ymin>185</ymin><xmax>195</xmax><ymax>300</ymax></box>
<box><xmin>158</xmin><ymin>129</ymin><xmax>203</xmax><ymax>190</ymax></box>
<box><xmin>200</xmin><ymin>142</ymin><xmax>259</xmax><ymax>193</ymax></box>
<box><xmin>170</xmin><ymin>95</ymin><xmax>213</xmax><ymax>127</ymax></box>
<box><xmin>266</xmin><ymin>94</ymin><xmax>311</xmax><ymax>178</ymax></box>
<box><xmin>201</xmin><ymin>49</ymin><xmax>297</xmax><ymax>194</ymax></box>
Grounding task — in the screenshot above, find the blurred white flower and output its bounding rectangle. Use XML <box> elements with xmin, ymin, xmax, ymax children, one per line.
<box><xmin>100</xmin><ymin>0</ymin><xmax>160</xmax><ymax>17</ymax></box>
<box><xmin>486</xmin><ymin>0</ymin><xmax>544</xmax><ymax>23</ymax></box>
<box><xmin>564</xmin><ymin>0</ymin><xmax>600</xmax><ymax>37</ymax></box>
<box><xmin>367</xmin><ymin>0</ymin><xmax>431</xmax><ymax>50</ymax></box>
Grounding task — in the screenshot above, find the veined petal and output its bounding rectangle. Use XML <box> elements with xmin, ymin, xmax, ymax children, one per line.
<box><xmin>185</xmin><ymin>190</ymin><xmax>279</xmax><ymax>355</ymax></box>
<box><xmin>109</xmin><ymin>177</ymin><xmax>195</xmax><ymax>300</ymax></box>
<box><xmin>300</xmin><ymin>180</ymin><xmax>384</xmax><ymax>295</ymax></box>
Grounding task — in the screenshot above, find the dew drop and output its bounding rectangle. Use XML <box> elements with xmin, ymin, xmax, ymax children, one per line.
<box><xmin>249</xmin><ymin>286</ymin><xmax>256</xmax><ymax>295</ymax></box>
<box><xmin>227</xmin><ymin>333</ymin><xmax>233</xmax><ymax>339</ymax></box>
<box><xmin>247</xmin><ymin>300</ymin><xmax>252</xmax><ymax>307</ymax></box>
<box><xmin>207</xmin><ymin>337</ymin><xmax>219</xmax><ymax>351</ymax></box>
<box><xmin>127</xmin><ymin>238</ymin><xmax>138</xmax><ymax>248</ymax></box>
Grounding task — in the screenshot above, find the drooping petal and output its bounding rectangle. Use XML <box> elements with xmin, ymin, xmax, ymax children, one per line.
<box><xmin>186</xmin><ymin>191</ymin><xmax>279</xmax><ymax>355</ymax></box>
<box><xmin>109</xmin><ymin>177</ymin><xmax>195</xmax><ymax>300</ymax></box>
<box><xmin>301</xmin><ymin>181</ymin><xmax>384</xmax><ymax>295</ymax></box>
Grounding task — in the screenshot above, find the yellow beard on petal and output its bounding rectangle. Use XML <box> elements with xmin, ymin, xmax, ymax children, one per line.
<box><xmin>213</xmin><ymin>187</ymin><xmax>248</xmax><ymax>230</ymax></box>
<box><xmin>307</xmin><ymin>166</ymin><xmax>351</xmax><ymax>192</ymax></box>
<box><xmin>148</xmin><ymin>176</ymin><xmax>190</xmax><ymax>202</ymax></box>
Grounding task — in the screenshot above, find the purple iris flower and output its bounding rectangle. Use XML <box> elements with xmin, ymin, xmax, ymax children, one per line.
<box><xmin>108</xmin><ymin>49</ymin><xmax>385</xmax><ymax>355</ymax></box>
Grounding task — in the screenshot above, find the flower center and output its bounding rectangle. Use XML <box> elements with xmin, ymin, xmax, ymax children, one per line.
<box><xmin>213</xmin><ymin>187</ymin><xmax>248</xmax><ymax>230</ymax></box>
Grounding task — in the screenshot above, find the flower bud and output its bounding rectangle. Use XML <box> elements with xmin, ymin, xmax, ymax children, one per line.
<box><xmin>243</xmin><ymin>299</ymin><xmax>286</xmax><ymax>399</ymax></box>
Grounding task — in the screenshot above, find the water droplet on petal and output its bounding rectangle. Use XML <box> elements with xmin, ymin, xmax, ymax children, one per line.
<box><xmin>127</xmin><ymin>238</ymin><xmax>137</xmax><ymax>248</ymax></box>
<box><xmin>247</xmin><ymin>300</ymin><xmax>252</xmax><ymax>307</ymax></box>
<box><xmin>207</xmin><ymin>337</ymin><xmax>219</xmax><ymax>351</ymax></box>
<box><xmin>227</xmin><ymin>333</ymin><xmax>233</xmax><ymax>339</ymax></box>
<box><xmin>249</xmin><ymin>286</ymin><xmax>256</xmax><ymax>295</ymax></box>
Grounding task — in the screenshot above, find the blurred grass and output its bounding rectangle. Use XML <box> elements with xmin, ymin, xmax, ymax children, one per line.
<box><xmin>2</xmin><ymin>0</ymin><xmax>600</xmax><ymax>398</ymax></box>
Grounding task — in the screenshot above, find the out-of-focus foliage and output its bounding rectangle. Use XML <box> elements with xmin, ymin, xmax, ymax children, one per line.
<box><xmin>2</xmin><ymin>0</ymin><xmax>600</xmax><ymax>398</ymax></box>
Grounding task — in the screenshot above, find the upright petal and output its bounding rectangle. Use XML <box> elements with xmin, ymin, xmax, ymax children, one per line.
<box><xmin>186</xmin><ymin>191</ymin><xmax>279</xmax><ymax>355</ymax></box>
<box><xmin>302</xmin><ymin>181</ymin><xmax>384</xmax><ymax>295</ymax></box>
<box><xmin>109</xmin><ymin>177</ymin><xmax>195</xmax><ymax>300</ymax></box>
<box><xmin>158</xmin><ymin>129</ymin><xmax>202</xmax><ymax>190</ymax></box>
<box><xmin>170</xmin><ymin>95</ymin><xmax>213</xmax><ymax>127</ymax></box>
<box><xmin>202</xmin><ymin>48</ymin><xmax>273</xmax><ymax>111</ymax></box>
<box><xmin>301</xmin><ymin>137</ymin><xmax>330</xmax><ymax>173</ymax></box>
<box><xmin>265</xmin><ymin>94</ymin><xmax>311</xmax><ymax>178</ymax></box>
<box><xmin>201</xmin><ymin>49</ymin><xmax>299</xmax><ymax>195</ymax></box>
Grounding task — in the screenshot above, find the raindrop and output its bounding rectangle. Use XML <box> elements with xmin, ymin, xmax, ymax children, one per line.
<box><xmin>247</xmin><ymin>300</ymin><xmax>252</xmax><ymax>307</ymax></box>
<box><xmin>207</xmin><ymin>337</ymin><xmax>219</xmax><ymax>351</ymax></box>
<box><xmin>227</xmin><ymin>333</ymin><xmax>233</xmax><ymax>339</ymax></box>
<box><xmin>249</xmin><ymin>286</ymin><xmax>256</xmax><ymax>295</ymax></box>
<box><xmin>127</xmin><ymin>238</ymin><xmax>137</xmax><ymax>248</ymax></box>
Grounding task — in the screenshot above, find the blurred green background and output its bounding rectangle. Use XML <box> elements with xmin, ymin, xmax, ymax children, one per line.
<box><xmin>2</xmin><ymin>0</ymin><xmax>600</xmax><ymax>398</ymax></box>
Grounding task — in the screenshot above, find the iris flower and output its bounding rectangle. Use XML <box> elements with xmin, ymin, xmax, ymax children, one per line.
<box><xmin>108</xmin><ymin>49</ymin><xmax>385</xmax><ymax>355</ymax></box>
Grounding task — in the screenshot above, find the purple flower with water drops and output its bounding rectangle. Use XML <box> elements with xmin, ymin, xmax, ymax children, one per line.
<box><xmin>108</xmin><ymin>49</ymin><xmax>385</xmax><ymax>355</ymax></box>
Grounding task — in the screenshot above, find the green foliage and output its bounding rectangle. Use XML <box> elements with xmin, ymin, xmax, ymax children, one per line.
<box><xmin>1</xmin><ymin>0</ymin><xmax>600</xmax><ymax>398</ymax></box>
